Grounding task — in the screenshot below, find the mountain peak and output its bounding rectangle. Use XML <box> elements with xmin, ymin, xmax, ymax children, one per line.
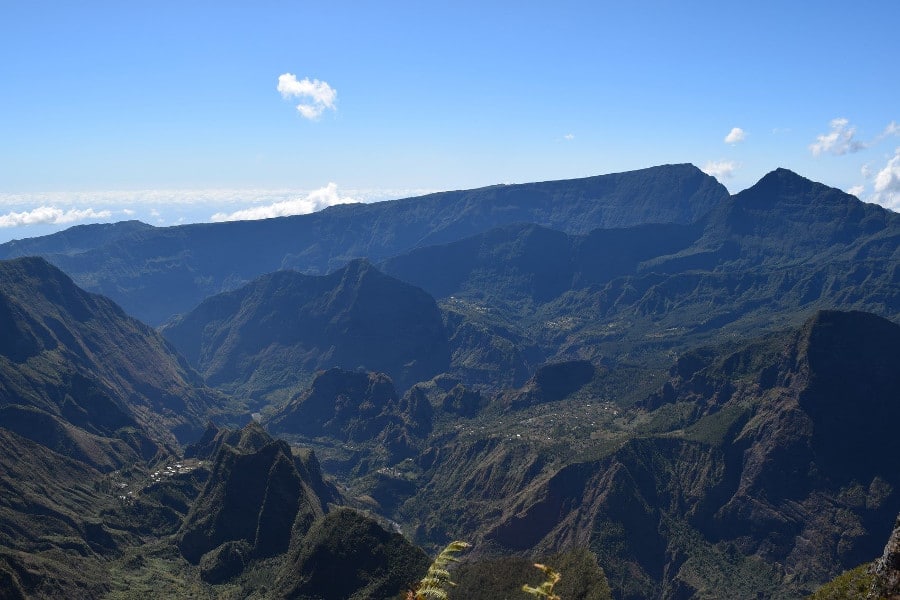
<box><xmin>737</xmin><ymin>168</ymin><xmax>832</xmax><ymax>207</ymax></box>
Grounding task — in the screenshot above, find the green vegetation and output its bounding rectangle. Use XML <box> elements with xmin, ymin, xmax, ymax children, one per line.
<box><xmin>806</xmin><ymin>563</ymin><xmax>878</xmax><ymax>600</ymax></box>
<box><xmin>3</xmin><ymin>167</ymin><xmax>900</xmax><ymax>599</ymax></box>
<box><xmin>411</xmin><ymin>540</ymin><xmax>470</xmax><ymax>600</ymax></box>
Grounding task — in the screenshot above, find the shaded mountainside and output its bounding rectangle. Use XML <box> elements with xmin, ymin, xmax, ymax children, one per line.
<box><xmin>383</xmin><ymin>169</ymin><xmax>900</xmax><ymax>386</ymax></box>
<box><xmin>267</xmin><ymin>368</ymin><xmax>434</xmax><ymax>466</ymax></box>
<box><xmin>401</xmin><ymin>311</ymin><xmax>900</xmax><ymax>599</ymax></box>
<box><xmin>162</xmin><ymin>259</ymin><xmax>450</xmax><ymax>399</ymax></box>
<box><xmin>275</xmin><ymin>507</ymin><xmax>429</xmax><ymax>600</ymax></box>
<box><xmin>382</xmin><ymin>221</ymin><xmax>701</xmax><ymax>304</ymax></box>
<box><xmin>0</xmin><ymin>220</ymin><xmax>154</xmax><ymax>260</ymax></box>
<box><xmin>2</xmin><ymin>164</ymin><xmax>726</xmax><ymax>324</ymax></box>
<box><xmin>0</xmin><ymin>427</ymin><xmax>112</xmax><ymax>599</ymax></box>
<box><xmin>177</xmin><ymin>422</ymin><xmax>427</xmax><ymax>598</ymax></box>
<box><xmin>177</xmin><ymin>422</ymin><xmax>338</xmax><ymax>583</ymax></box>
<box><xmin>0</xmin><ymin>257</ymin><xmax>225</xmax><ymax>467</ymax></box>
<box><xmin>0</xmin><ymin>257</ymin><xmax>229</xmax><ymax>598</ymax></box>
<box><xmin>497</xmin><ymin>360</ymin><xmax>598</xmax><ymax>411</ymax></box>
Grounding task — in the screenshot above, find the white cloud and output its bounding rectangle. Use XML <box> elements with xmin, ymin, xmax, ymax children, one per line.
<box><xmin>810</xmin><ymin>118</ymin><xmax>866</xmax><ymax>156</ymax></box>
<box><xmin>874</xmin><ymin>150</ymin><xmax>900</xmax><ymax>193</ymax></box>
<box><xmin>701</xmin><ymin>160</ymin><xmax>738</xmax><ymax>180</ymax></box>
<box><xmin>724</xmin><ymin>127</ymin><xmax>746</xmax><ymax>144</ymax></box>
<box><xmin>810</xmin><ymin>119</ymin><xmax>900</xmax><ymax>157</ymax></box>
<box><xmin>872</xmin><ymin>148</ymin><xmax>900</xmax><ymax>210</ymax></box>
<box><xmin>873</xmin><ymin>121</ymin><xmax>900</xmax><ymax>144</ymax></box>
<box><xmin>210</xmin><ymin>183</ymin><xmax>356</xmax><ymax>222</ymax></box>
<box><xmin>847</xmin><ymin>185</ymin><xmax>865</xmax><ymax>197</ymax></box>
<box><xmin>563</xmin><ymin>133</ymin><xmax>575</xmax><ymax>141</ymax></box>
<box><xmin>277</xmin><ymin>73</ymin><xmax>337</xmax><ymax>120</ymax></box>
<box><xmin>0</xmin><ymin>206</ymin><xmax>112</xmax><ymax>228</ymax></box>
<box><xmin>0</xmin><ymin>188</ymin><xmax>438</xmax><ymax>210</ymax></box>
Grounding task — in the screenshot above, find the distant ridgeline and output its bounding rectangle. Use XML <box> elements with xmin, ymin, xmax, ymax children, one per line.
<box><xmin>0</xmin><ymin>164</ymin><xmax>727</xmax><ymax>324</ymax></box>
<box><xmin>0</xmin><ymin>164</ymin><xmax>899</xmax><ymax>599</ymax></box>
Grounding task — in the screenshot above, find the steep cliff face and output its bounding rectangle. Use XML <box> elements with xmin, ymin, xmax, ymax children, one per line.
<box><xmin>177</xmin><ymin>423</ymin><xmax>338</xmax><ymax>582</ymax></box>
<box><xmin>0</xmin><ymin>257</ymin><xmax>223</xmax><ymax>468</ymax></box>
<box><xmin>870</xmin><ymin>515</ymin><xmax>900</xmax><ymax>599</ymax></box>
<box><xmin>498</xmin><ymin>360</ymin><xmax>597</xmax><ymax>410</ymax></box>
<box><xmin>267</xmin><ymin>368</ymin><xmax>434</xmax><ymax>464</ymax></box>
<box><xmin>407</xmin><ymin>311</ymin><xmax>900</xmax><ymax>599</ymax></box>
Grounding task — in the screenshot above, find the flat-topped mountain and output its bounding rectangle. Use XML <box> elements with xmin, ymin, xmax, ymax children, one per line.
<box><xmin>161</xmin><ymin>259</ymin><xmax>450</xmax><ymax>399</ymax></box>
<box><xmin>0</xmin><ymin>220</ymin><xmax>154</xmax><ymax>259</ymax></box>
<box><xmin>0</xmin><ymin>164</ymin><xmax>726</xmax><ymax>324</ymax></box>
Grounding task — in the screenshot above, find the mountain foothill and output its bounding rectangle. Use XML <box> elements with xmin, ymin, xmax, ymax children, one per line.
<box><xmin>1</xmin><ymin>163</ymin><xmax>899</xmax><ymax>599</ymax></box>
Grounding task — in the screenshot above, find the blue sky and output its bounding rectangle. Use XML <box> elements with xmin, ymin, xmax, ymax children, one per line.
<box><xmin>1</xmin><ymin>0</ymin><xmax>898</xmax><ymax>242</ymax></box>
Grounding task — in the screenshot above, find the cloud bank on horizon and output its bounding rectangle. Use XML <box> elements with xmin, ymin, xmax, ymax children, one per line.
<box><xmin>0</xmin><ymin>206</ymin><xmax>112</xmax><ymax>229</ymax></box>
<box><xmin>0</xmin><ymin>186</ymin><xmax>440</xmax><ymax>243</ymax></box>
<box><xmin>210</xmin><ymin>183</ymin><xmax>355</xmax><ymax>222</ymax></box>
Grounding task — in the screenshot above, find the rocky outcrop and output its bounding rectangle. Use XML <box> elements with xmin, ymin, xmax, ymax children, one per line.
<box><xmin>870</xmin><ymin>514</ymin><xmax>900</xmax><ymax>599</ymax></box>
<box><xmin>268</xmin><ymin>369</ymin><xmax>434</xmax><ymax>463</ymax></box>
<box><xmin>500</xmin><ymin>360</ymin><xmax>596</xmax><ymax>410</ymax></box>
<box><xmin>177</xmin><ymin>423</ymin><xmax>338</xmax><ymax>581</ymax></box>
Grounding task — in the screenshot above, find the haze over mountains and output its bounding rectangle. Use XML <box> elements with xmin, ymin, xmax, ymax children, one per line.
<box><xmin>1</xmin><ymin>163</ymin><xmax>899</xmax><ymax>599</ymax></box>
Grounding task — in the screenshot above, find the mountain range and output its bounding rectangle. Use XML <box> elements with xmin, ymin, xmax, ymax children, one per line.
<box><xmin>0</xmin><ymin>163</ymin><xmax>898</xmax><ymax>599</ymax></box>
<box><xmin>0</xmin><ymin>164</ymin><xmax>727</xmax><ymax>325</ymax></box>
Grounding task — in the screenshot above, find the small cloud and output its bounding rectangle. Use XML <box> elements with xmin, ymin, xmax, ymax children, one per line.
<box><xmin>0</xmin><ymin>206</ymin><xmax>112</xmax><ymax>228</ymax></box>
<box><xmin>210</xmin><ymin>183</ymin><xmax>356</xmax><ymax>222</ymax></box>
<box><xmin>847</xmin><ymin>185</ymin><xmax>865</xmax><ymax>197</ymax></box>
<box><xmin>810</xmin><ymin>119</ymin><xmax>900</xmax><ymax>157</ymax></box>
<box><xmin>862</xmin><ymin>164</ymin><xmax>873</xmax><ymax>179</ymax></box>
<box><xmin>563</xmin><ymin>133</ymin><xmax>575</xmax><ymax>141</ymax></box>
<box><xmin>810</xmin><ymin>118</ymin><xmax>866</xmax><ymax>156</ymax></box>
<box><xmin>701</xmin><ymin>160</ymin><xmax>738</xmax><ymax>181</ymax></box>
<box><xmin>277</xmin><ymin>73</ymin><xmax>337</xmax><ymax>120</ymax></box>
<box><xmin>873</xmin><ymin>121</ymin><xmax>900</xmax><ymax>144</ymax></box>
<box><xmin>122</xmin><ymin>208</ymin><xmax>136</xmax><ymax>216</ymax></box>
<box><xmin>724</xmin><ymin>127</ymin><xmax>746</xmax><ymax>144</ymax></box>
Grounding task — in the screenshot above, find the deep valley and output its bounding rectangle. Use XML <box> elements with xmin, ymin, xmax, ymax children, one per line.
<box><xmin>1</xmin><ymin>164</ymin><xmax>899</xmax><ymax>599</ymax></box>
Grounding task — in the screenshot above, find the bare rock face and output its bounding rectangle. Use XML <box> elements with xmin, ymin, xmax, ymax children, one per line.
<box><xmin>870</xmin><ymin>514</ymin><xmax>900</xmax><ymax>599</ymax></box>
